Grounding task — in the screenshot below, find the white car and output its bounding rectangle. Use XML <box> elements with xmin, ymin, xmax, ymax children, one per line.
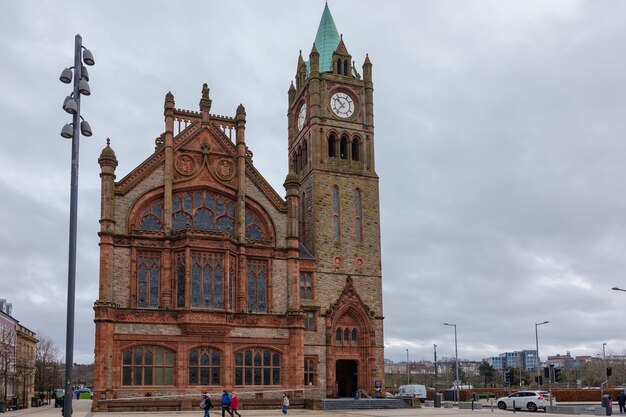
<box><xmin>496</xmin><ymin>391</ymin><xmax>556</xmax><ymax>412</ymax></box>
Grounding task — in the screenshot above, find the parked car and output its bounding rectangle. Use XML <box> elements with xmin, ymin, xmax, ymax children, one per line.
<box><xmin>496</xmin><ymin>391</ymin><xmax>556</xmax><ymax>412</ymax></box>
<box><xmin>395</xmin><ymin>384</ymin><xmax>427</xmax><ymax>402</ymax></box>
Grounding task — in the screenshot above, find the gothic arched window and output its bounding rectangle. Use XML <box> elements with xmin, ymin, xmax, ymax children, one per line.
<box><xmin>139</xmin><ymin>201</ymin><xmax>163</xmax><ymax>230</ymax></box>
<box><xmin>122</xmin><ymin>346</ymin><xmax>174</xmax><ymax>386</ymax></box>
<box><xmin>248</xmin><ymin>259</ymin><xmax>268</xmax><ymax>313</ymax></box>
<box><xmin>337</xmin><ymin>58</ymin><xmax>342</xmax><ymax>74</ymax></box>
<box><xmin>332</xmin><ymin>186</ymin><xmax>340</xmax><ymax>242</ymax></box>
<box><xmin>343</xmin><ymin>60</ymin><xmax>349</xmax><ymax>76</ymax></box>
<box><xmin>328</xmin><ymin>134</ymin><xmax>337</xmax><ymax>158</ymax></box>
<box><xmin>234</xmin><ymin>348</ymin><xmax>281</xmax><ymax>385</ymax></box>
<box><xmin>351</xmin><ymin>137</ymin><xmax>360</xmax><ymax>161</ymax></box>
<box><xmin>354</xmin><ymin>189</ymin><xmax>363</xmax><ymax>243</ymax></box>
<box><xmin>191</xmin><ymin>252</ymin><xmax>224</xmax><ymax>309</ymax></box>
<box><xmin>137</xmin><ymin>252</ymin><xmax>160</xmax><ymax>308</ymax></box>
<box><xmin>176</xmin><ymin>252</ymin><xmax>186</xmax><ymax>308</ymax></box>
<box><xmin>172</xmin><ymin>191</ymin><xmax>235</xmax><ymax>234</ymax></box>
<box><xmin>188</xmin><ymin>347</ymin><xmax>221</xmax><ymax>385</ymax></box>
<box><xmin>340</xmin><ymin>135</ymin><xmax>348</xmax><ymax>159</ymax></box>
<box><xmin>245</xmin><ymin>211</ymin><xmax>267</xmax><ymax>240</ymax></box>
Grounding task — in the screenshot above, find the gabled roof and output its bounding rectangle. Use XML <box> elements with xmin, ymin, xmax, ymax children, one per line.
<box><xmin>313</xmin><ymin>3</ymin><xmax>341</xmax><ymax>73</ymax></box>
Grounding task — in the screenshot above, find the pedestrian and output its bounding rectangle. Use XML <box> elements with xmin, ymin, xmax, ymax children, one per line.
<box><xmin>221</xmin><ymin>390</ymin><xmax>233</xmax><ymax>417</ymax></box>
<box><xmin>617</xmin><ymin>390</ymin><xmax>626</xmax><ymax>413</ymax></box>
<box><xmin>231</xmin><ymin>391</ymin><xmax>242</xmax><ymax>417</ymax></box>
<box><xmin>200</xmin><ymin>393</ymin><xmax>213</xmax><ymax>417</ymax></box>
<box><xmin>281</xmin><ymin>393</ymin><xmax>289</xmax><ymax>414</ymax></box>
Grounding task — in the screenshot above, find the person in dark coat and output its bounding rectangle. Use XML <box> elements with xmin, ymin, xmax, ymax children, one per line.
<box><xmin>201</xmin><ymin>393</ymin><xmax>213</xmax><ymax>417</ymax></box>
<box><xmin>617</xmin><ymin>390</ymin><xmax>626</xmax><ymax>413</ymax></box>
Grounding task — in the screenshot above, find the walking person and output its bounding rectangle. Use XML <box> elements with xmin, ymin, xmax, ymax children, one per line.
<box><xmin>617</xmin><ymin>390</ymin><xmax>626</xmax><ymax>413</ymax></box>
<box><xmin>221</xmin><ymin>390</ymin><xmax>233</xmax><ymax>417</ymax></box>
<box><xmin>282</xmin><ymin>393</ymin><xmax>289</xmax><ymax>414</ymax></box>
<box><xmin>200</xmin><ymin>393</ymin><xmax>213</xmax><ymax>417</ymax></box>
<box><xmin>230</xmin><ymin>391</ymin><xmax>242</xmax><ymax>417</ymax></box>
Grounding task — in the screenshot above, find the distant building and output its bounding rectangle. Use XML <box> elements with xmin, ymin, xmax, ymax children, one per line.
<box><xmin>488</xmin><ymin>350</ymin><xmax>539</xmax><ymax>372</ymax></box>
<box><xmin>0</xmin><ymin>300</ymin><xmax>37</xmax><ymax>408</ymax></box>
<box><xmin>547</xmin><ymin>352</ymin><xmax>575</xmax><ymax>370</ymax></box>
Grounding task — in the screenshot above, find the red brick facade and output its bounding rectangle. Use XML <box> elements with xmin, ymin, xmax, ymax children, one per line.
<box><xmin>93</xmin><ymin>6</ymin><xmax>383</xmax><ymax>411</ymax></box>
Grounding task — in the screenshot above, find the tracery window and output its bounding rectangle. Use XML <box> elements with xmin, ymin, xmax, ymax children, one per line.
<box><xmin>354</xmin><ymin>189</ymin><xmax>362</xmax><ymax>243</ymax></box>
<box><xmin>335</xmin><ymin>328</ymin><xmax>342</xmax><ymax>345</ymax></box>
<box><xmin>247</xmin><ymin>259</ymin><xmax>268</xmax><ymax>313</ymax></box>
<box><xmin>188</xmin><ymin>347</ymin><xmax>221</xmax><ymax>385</ymax></box>
<box><xmin>304</xmin><ymin>357</ymin><xmax>317</xmax><ymax>386</ymax></box>
<box><xmin>332</xmin><ymin>186</ymin><xmax>340</xmax><ymax>242</ymax></box>
<box><xmin>176</xmin><ymin>252</ymin><xmax>186</xmax><ymax>308</ymax></box>
<box><xmin>229</xmin><ymin>256</ymin><xmax>236</xmax><ymax>309</ymax></box>
<box><xmin>172</xmin><ymin>191</ymin><xmax>235</xmax><ymax>234</ymax></box>
<box><xmin>245</xmin><ymin>211</ymin><xmax>267</xmax><ymax>240</ymax></box>
<box><xmin>122</xmin><ymin>346</ymin><xmax>174</xmax><ymax>386</ymax></box>
<box><xmin>139</xmin><ymin>201</ymin><xmax>163</xmax><ymax>230</ymax></box>
<box><xmin>137</xmin><ymin>252</ymin><xmax>160</xmax><ymax>308</ymax></box>
<box><xmin>300</xmin><ymin>272</ymin><xmax>313</xmax><ymax>300</ymax></box>
<box><xmin>234</xmin><ymin>348</ymin><xmax>281</xmax><ymax>386</ymax></box>
<box><xmin>191</xmin><ymin>252</ymin><xmax>224</xmax><ymax>309</ymax></box>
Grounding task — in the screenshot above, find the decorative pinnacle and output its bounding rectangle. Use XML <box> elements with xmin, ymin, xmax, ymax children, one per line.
<box><xmin>199</xmin><ymin>83</ymin><xmax>212</xmax><ymax>112</ymax></box>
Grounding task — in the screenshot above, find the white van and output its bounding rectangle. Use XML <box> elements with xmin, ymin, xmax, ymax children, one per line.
<box><xmin>395</xmin><ymin>384</ymin><xmax>427</xmax><ymax>402</ymax></box>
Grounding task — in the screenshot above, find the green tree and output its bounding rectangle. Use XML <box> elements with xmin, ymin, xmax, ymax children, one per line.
<box><xmin>479</xmin><ymin>361</ymin><xmax>496</xmax><ymax>387</ymax></box>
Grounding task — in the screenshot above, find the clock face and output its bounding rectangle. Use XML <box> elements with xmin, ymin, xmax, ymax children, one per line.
<box><xmin>330</xmin><ymin>92</ymin><xmax>354</xmax><ymax>118</ymax></box>
<box><xmin>297</xmin><ymin>103</ymin><xmax>307</xmax><ymax>130</ymax></box>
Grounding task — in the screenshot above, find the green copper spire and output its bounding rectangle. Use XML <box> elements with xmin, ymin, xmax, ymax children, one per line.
<box><xmin>313</xmin><ymin>3</ymin><xmax>340</xmax><ymax>73</ymax></box>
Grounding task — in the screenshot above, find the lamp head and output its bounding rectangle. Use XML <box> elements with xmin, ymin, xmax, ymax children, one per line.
<box><xmin>60</xmin><ymin>123</ymin><xmax>73</xmax><ymax>139</ymax></box>
<box><xmin>80</xmin><ymin>120</ymin><xmax>92</xmax><ymax>137</ymax></box>
<box><xmin>78</xmin><ymin>79</ymin><xmax>91</xmax><ymax>96</ymax></box>
<box><xmin>63</xmin><ymin>96</ymin><xmax>78</xmax><ymax>114</ymax></box>
<box><xmin>82</xmin><ymin>48</ymin><xmax>95</xmax><ymax>66</ymax></box>
<box><xmin>80</xmin><ymin>65</ymin><xmax>89</xmax><ymax>82</ymax></box>
<box><xmin>60</xmin><ymin>68</ymin><xmax>73</xmax><ymax>84</ymax></box>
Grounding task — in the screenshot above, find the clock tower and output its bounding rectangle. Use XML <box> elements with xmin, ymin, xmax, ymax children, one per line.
<box><xmin>287</xmin><ymin>4</ymin><xmax>383</xmax><ymax>398</ymax></box>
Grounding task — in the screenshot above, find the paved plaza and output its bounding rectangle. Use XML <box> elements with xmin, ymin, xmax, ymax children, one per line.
<box><xmin>1</xmin><ymin>401</ymin><xmax>602</xmax><ymax>417</ymax></box>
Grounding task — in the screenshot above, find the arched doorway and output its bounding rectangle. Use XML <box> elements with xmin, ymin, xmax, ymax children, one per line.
<box><xmin>335</xmin><ymin>360</ymin><xmax>358</xmax><ymax>398</ymax></box>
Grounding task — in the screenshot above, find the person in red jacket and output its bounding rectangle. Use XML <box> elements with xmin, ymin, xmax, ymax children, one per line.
<box><xmin>230</xmin><ymin>392</ymin><xmax>242</xmax><ymax>417</ymax></box>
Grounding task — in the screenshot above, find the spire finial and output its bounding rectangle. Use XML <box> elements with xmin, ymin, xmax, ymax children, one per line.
<box><xmin>106</xmin><ymin>138</ymin><xmax>110</xmax><ymax>146</ymax></box>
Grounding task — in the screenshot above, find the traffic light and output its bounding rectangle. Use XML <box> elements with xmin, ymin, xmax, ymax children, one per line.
<box><xmin>607</xmin><ymin>367</ymin><xmax>612</xmax><ymax>377</ymax></box>
<box><xmin>535</xmin><ymin>375</ymin><xmax>543</xmax><ymax>385</ymax></box>
<box><xmin>544</xmin><ymin>367</ymin><xmax>549</xmax><ymax>378</ymax></box>
<box><xmin>505</xmin><ymin>370</ymin><xmax>511</xmax><ymax>384</ymax></box>
<box><xmin>554</xmin><ymin>368</ymin><xmax>562</xmax><ymax>382</ymax></box>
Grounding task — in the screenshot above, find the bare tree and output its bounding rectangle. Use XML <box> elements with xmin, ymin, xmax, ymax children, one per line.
<box><xmin>0</xmin><ymin>324</ymin><xmax>17</xmax><ymax>403</ymax></box>
<box><xmin>34</xmin><ymin>333</ymin><xmax>62</xmax><ymax>403</ymax></box>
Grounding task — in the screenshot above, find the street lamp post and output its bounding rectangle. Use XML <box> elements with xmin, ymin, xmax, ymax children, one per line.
<box><xmin>535</xmin><ymin>321</ymin><xmax>549</xmax><ymax>389</ymax></box>
<box><xmin>603</xmin><ymin>343</ymin><xmax>608</xmax><ymax>388</ymax></box>
<box><xmin>406</xmin><ymin>349</ymin><xmax>409</xmax><ymax>385</ymax></box>
<box><xmin>59</xmin><ymin>34</ymin><xmax>94</xmax><ymax>417</ymax></box>
<box><xmin>444</xmin><ymin>323</ymin><xmax>459</xmax><ymax>402</ymax></box>
<box><xmin>434</xmin><ymin>344</ymin><xmax>438</xmax><ymax>390</ymax></box>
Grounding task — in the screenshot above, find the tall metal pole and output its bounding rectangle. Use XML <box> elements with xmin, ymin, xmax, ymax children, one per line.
<box><xmin>434</xmin><ymin>344</ymin><xmax>438</xmax><ymax>390</ymax></box>
<box><xmin>64</xmin><ymin>34</ymin><xmax>83</xmax><ymax>417</ymax></box>
<box><xmin>406</xmin><ymin>349</ymin><xmax>409</xmax><ymax>385</ymax></box>
<box><xmin>535</xmin><ymin>321</ymin><xmax>548</xmax><ymax>389</ymax></box>
<box><xmin>444</xmin><ymin>323</ymin><xmax>459</xmax><ymax>402</ymax></box>
<box><xmin>603</xmin><ymin>343</ymin><xmax>608</xmax><ymax>388</ymax></box>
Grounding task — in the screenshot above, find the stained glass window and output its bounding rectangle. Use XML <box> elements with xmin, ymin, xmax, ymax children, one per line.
<box><xmin>234</xmin><ymin>348</ymin><xmax>280</xmax><ymax>386</ymax></box>
<box><xmin>137</xmin><ymin>253</ymin><xmax>160</xmax><ymax>308</ymax></box>
<box><xmin>229</xmin><ymin>257</ymin><xmax>235</xmax><ymax>309</ymax></box>
<box><xmin>191</xmin><ymin>252</ymin><xmax>224</xmax><ymax>309</ymax></box>
<box><xmin>245</xmin><ymin>211</ymin><xmax>267</xmax><ymax>240</ymax></box>
<box><xmin>247</xmin><ymin>259</ymin><xmax>268</xmax><ymax>313</ymax></box>
<box><xmin>139</xmin><ymin>201</ymin><xmax>163</xmax><ymax>230</ymax></box>
<box><xmin>121</xmin><ymin>346</ymin><xmax>174</xmax><ymax>386</ymax></box>
<box><xmin>176</xmin><ymin>253</ymin><xmax>185</xmax><ymax>308</ymax></box>
<box><xmin>332</xmin><ymin>186</ymin><xmax>340</xmax><ymax>242</ymax></box>
<box><xmin>188</xmin><ymin>347</ymin><xmax>221</xmax><ymax>385</ymax></box>
<box><xmin>171</xmin><ymin>191</ymin><xmax>235</xmax><ymax>234</ymax></box>
<box><xmin>354</xmin><ymin>189</ymin><xmax>362</xmax><ymax>243</ymax></box>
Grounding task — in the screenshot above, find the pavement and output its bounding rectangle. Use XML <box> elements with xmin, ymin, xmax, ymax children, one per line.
<box><xmin>1</xmin><ymin>401</ymin><xmax>613</xmax><ymax>417</ymax></box>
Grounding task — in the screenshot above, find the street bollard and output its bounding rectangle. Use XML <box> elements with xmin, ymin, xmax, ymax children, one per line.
<box><xmin>513</xmin><ymin>400</ymin><xmax>516</xmax><ymax>413</ymax></box>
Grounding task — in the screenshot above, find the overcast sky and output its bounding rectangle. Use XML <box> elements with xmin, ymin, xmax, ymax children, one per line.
<box><xmin>2</xmin><ymin>1</ymin><xmax>626</xmax><ymax>366</ymax></box>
